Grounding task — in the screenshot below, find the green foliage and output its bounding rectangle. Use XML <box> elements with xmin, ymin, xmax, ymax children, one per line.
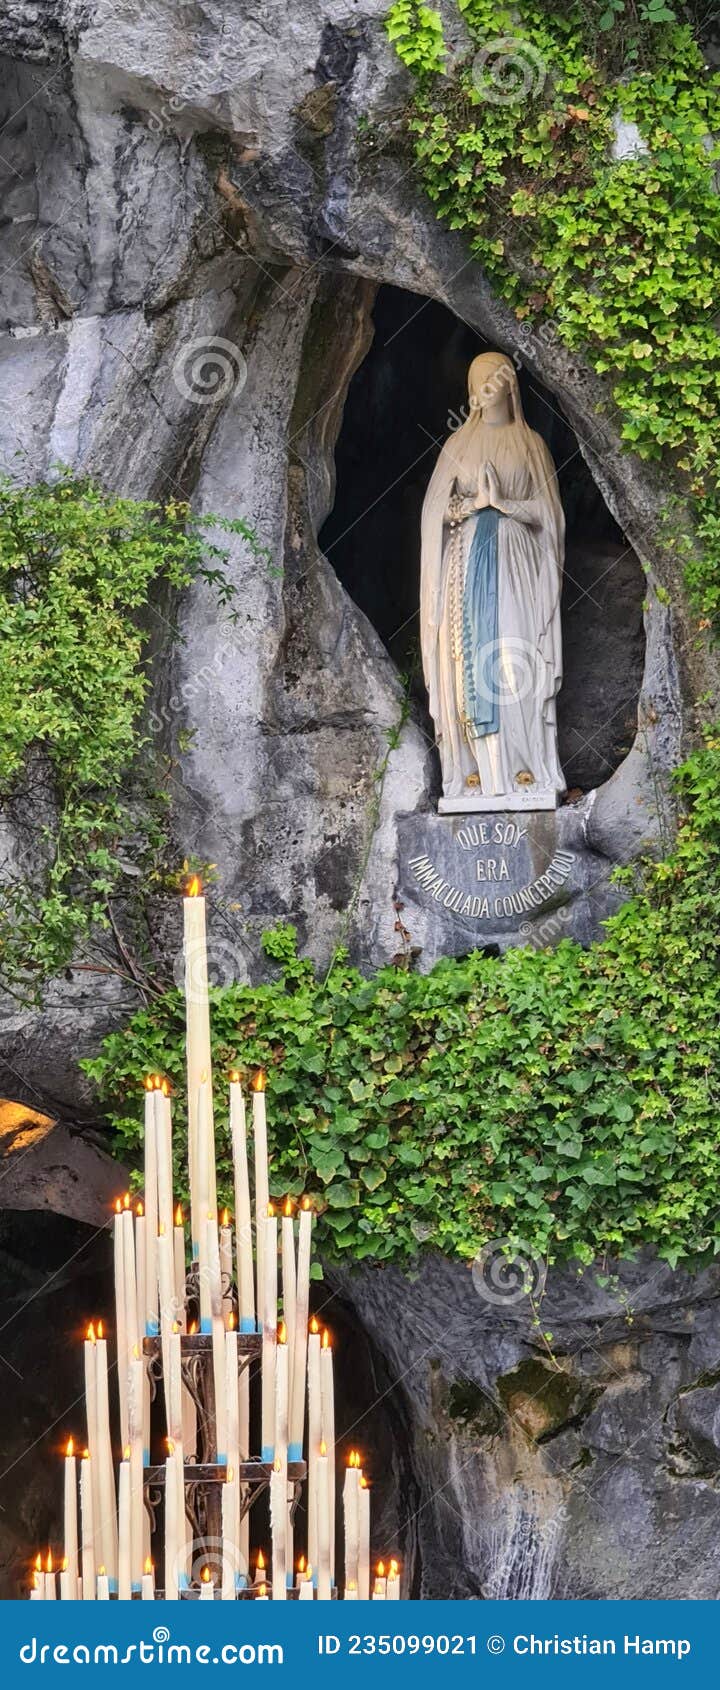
<box><xmin>385</xmin><ymin>0</ymin><xmax>447</xmax><ymax>73</ymax></box>
<box><xmin>0</xmin><ymin>474</ymin><xmax>258</xmax><ymax>997</ymax></box>
<box><xmin>84</xmin><ymin>739</ymin><xmax>720</xmax><ymax>1272</ymax></box>
<box><xmin>384</xmin><ymin>0</ymin><xmax>720</xmax><ymax>625</ymax></box>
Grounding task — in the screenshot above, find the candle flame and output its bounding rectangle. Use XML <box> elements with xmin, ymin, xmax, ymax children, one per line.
<box><xmin>360</xmin><ymin>1474</ymin><xmax>368</xmax><ymax>1489</ymax></box>
<box><xmin>322</xmin><ymin>1327</ymin><xmax>330</xmax><ymax>1350</ymax></box>
<box><xmin>185</xmin><ymin>874</ymin><xmax>202</xmax><ymax>898</ymax></box>
<box><xmin>174</xmin><ymin>1203</ymin><xmax>183</xmax><ymax>1226</ymax></box>
<box><xmin>228</xmin><ymin>1310</ymin><xmax>236</xmax><ymax>1331</ymax></box>
<box><xmin>304</xmin><ymin>1564</ymin><xmax>312</xmax><ymax>1580</ymax></box>
<box><xmin>82</xmin><ymin>1449</ymin><xmax>90</xmax><ymax>1461</ymax></box>
<box><xmin>160</xmin><ymin>1077</ymin><xmax>170</xmax><ymax>1097</ymax></box>
<box><xmin>319</xmin><ymin>1439</ymin><xmax>327</xmax><ymax>1457</ymax></box>
<box><xmin>189</xmin><ymin>1320</ymin><xmax>198</xmax><ymax>1335</ymax></box>
<box><xmin>201</xmin><ymin>1565</ymin><xmax>212</xmax><ymax>1584</ymax></box>
<box><xmin>227</xmin><ymin>1466</ymin><xmax>234</xmax><ymax>1483</ymax></box>
<box><xmin>221</xmin><ymin>1208</ymin><xmax>230</xmax><ymax>1227</ymax></box>
<box><xmin>144</xmin><ymin>1557</ymin><xmax>153</xmax><ymax>1575</ymax></box>
<box><xmin>34</xmin><ymin>1553</ymin><xmax>42</xmax><ymax>1573</ymax></box>
<box><xmin>389</xmin><ymin>1558</ymin><xmax>399</xmax><ymax>1576</ymax></box>
<box><xmin>114</xmin><ymin>1197</ymin><xmax>122</xmax><ymax>1215</ymax></box>
<box><xmin>273</xmin><ymin>1457</ymin><xmax>281</xmax><ymax>1473</ymax></box>
<box><xmin>267</xmin><ymin>1201</ymin><xmax>275</xmax><ymax>1219</ymax></box>
<box><xmin>61</xmin><ymin>1557</ymin><xmax>68</xmax><ymax>1573</ymax></box>
<box><xmin>258</xmin><ymin>1582</ymin><xmax>267</xmax><ymax>1597</ymax></box>
<box><xmin>136</xmin><ymin>1200</ymin><xmax>144</xmax><ymax>1218</ymax></box>
<box><xmin>123</xmin><ymin>1191</ymin><xmax>131</xmax><ymax>1210</ymax></box>
<box><xmin>143</xmin><ymin>1074</ymin><xmax>154</xmax><ymax>1092</ymax></box>
<box><xmin>310</xmin><ymin>1315</ymin><xmax>319</xmax><ymax>1335</ymax></box>
<box><xmin>377</xmin><ymin>1560</ymin><xmax>385</xmax><ymax>1578</ymax></box>
<box><xmin>252</xmin><ymin>1069</ymin><xmax>267</xmax><ymax>1094</ymax></box>
<box><xmin>229</xmin><ymin>1069</ymin><xmax>241</xmax><ymax>1084</ymax></box>
<box><xmin>256</xmin><ymin>1549</ymin><xmax>265</xmax><ymax>1572</ymax></box>
<box><xmin>46</xmin><ymin>1550</ymin><xmax>53</xmax><ymax>1574</ymax></box>
<box><xmin>166</xmin><ymin>1438</ymin><xmax>175</xmax><ymax>1457</ymax></box>
<box><xmin>133</xmin><ymin>1342</ymin><xmax>140</xmax><ymax>1359</ymax></box>
<box><xmin>172</xmin><ymin>1321</ymin><xmax>180</xmax><ymax>1335</ymax></box>
<box><xmin>278</xmin><ymin>1320</ymin><xmax>287</xmax><ymax>1344</ymax></box>
<box><xmin>65</xmin><ymin>1436</ymin><xmax>74</xmax><ymax>1458</ymax></box>
<box><xmin>284</xmin><ymin>1197</ymin><xmax>293</xmax><ymax>1218</ymax></box>
<box><xmin>347</xmin><ymin>1449</ymin><xmax>360</xmax><ymax>1469</ymax></box>
<box><xmin>298</xmin><ymin>1555</ymin><xmax>305</xmax><ymax>1574</ymax></box>
<box><xmin>98</xmin><ymin>1565</ymin><xmax>106</xmax><ymax>1577</ymax></box>
<box><xmin>152</xmin><ymin>1073</ymin><xmax>163</xmax><ymax>1091</ymax></box>
<box><xmin>347</xmin><ymin>1579</ymin><xmax>357</xmax><ymax>1592</ymax></box>
<box><xmin>158</xmin><ymin>1222</ymin><xmax>165</xmax><ymax>1236</ymax></box>
<box><xmin>123</xmin><ymin>1445</ymin><xmax>131</xmax><ymax>1461</ymax></box>
<box><xmin>301</xmin><ymin>1195</ymin><xmax>312</xmax><ymax>1212</ymax></box>
<box><xmin>97</xmin><ymin>1320</ymin><xmax>104</xmax><ymax>1340</ymax></box>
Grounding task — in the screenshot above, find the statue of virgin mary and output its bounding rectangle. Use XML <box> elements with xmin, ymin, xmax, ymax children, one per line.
<box><xmin>420</xmin><ymin>352</ymin><xmax>565</xmax><ymax>810</ymax></box>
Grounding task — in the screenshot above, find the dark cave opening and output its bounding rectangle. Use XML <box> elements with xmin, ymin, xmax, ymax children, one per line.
<box><xmin>320</xmin><ymin>286</ymin><xmax>646</xmax><ymax>794</ymax></box>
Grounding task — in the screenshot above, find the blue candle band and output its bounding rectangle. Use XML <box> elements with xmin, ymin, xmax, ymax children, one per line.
<box><xmin>286</xmin><ymin>1572</ymin><xmax>293</xmax><ymax>1589</ymax></box>
<box><xmin>178</xmin><ymin>1571</ymin><xmax>190</xmax><ymax>1590</ymax></box>
<box><xmin>108</xmin><ymin>1578</ymin><xmax>119</xmax><ymax>1594</ymax></box>
<box><xmin>216</xmin><ymin>1452</ymin><xmax>227</xmax><ymax>1465</ymax></box>
<box><xmin>131</xmin><ymin>1582</ymin><xmax>142</xmax><ymax>1594</ymax></box>
<box><xmin>240</xmin><ymin>1317</ymin><xmax>256</xmax><ymax>1334</ymax></box>
<box><xmin>200</xmin><ymin>1317</ymin><xmax>212</xmax><ymax>1334</ymax></box>
<box><xmin>261</xmin><ymin>1444</ymin><xmax>275</xmax><ymax>1464</ymax></box>
<box><xmin>288</xmin><ymin>1441</ymin><xmax>302</xmax><ymax>1462</ymax></box>
<box><xmin>235</xmin><ymin>1573</ymin><xmax>249</xmax><ymax>1590</ymax></box>
<box><xmin>145</xmin><ymin>1317</ymin><xmax>159</xmax><ymax>1337</ymax></box>
<box><xmin>143</xmin><ymin>1448</ymin><xmax>150</xmax><ymax>1466</ymax></box>
<box><xmin>192</xmin><ymin>1243</ymin><xmax>199</xmax><ymax>1261</ymax></box>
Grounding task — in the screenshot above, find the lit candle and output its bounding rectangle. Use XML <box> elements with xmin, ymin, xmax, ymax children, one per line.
<box><xmin>220</xmin><ymin>1208</ymin><xmax>233</xmax><ymax>1318</ymax></box>
<box><xmin>256</xmin><ymin>1583</ymin><xmax>268</xmax><ymax>1601</ymax></box>
<box><xmin>156</xmin><ymin>1081</ymin><xmax>174</xmax><ymax>1245</ymax></box>
<box><xmin>289</xmin><ymin>1200</ymin><xmax>312</xmax><ymax>1460</ymax></box>
<box><xmin>196</xmin><ymin>1080</ymin><xmax>213</xmax><ymax>1331</ymax></box>
<box><xmin>199</xmin><ymin>1565</ymin><xmax>214</xmax><ymax>1601</ymax></box>
<box><xmin>373</xmin><ymin>1559</ymin><xmax>387</xmax><ymax>1600</ymax></box>
<box><xmin>44</xmin><ymin>1550</ymin><xmax>56</xmax><ymax>1600</ymax></box>
<box><xmin>157</xmin><ymin>1223</ymin><xmax>178</xmax><ymax>1417</ymax></box>
<box><xmin>63</xmin><ymin>1437</ymin><xmax>79</xmax><ymax>1600</ymax></box>
<box><xmin>83</xmin><ymin>1323</ymin><xmax>100</xmax><ymax>1543</ymax></box>
<box><xmin>173</xmin><ymin>1204</ymin><xmax>186</xmax><ymax>1323</ymax></box>
<box><xmin>343</xmin><ymin>1451</ymin><xmax>360</xmax><ymax>1596</ymax></box>
<box><xmin>239</xmin><ymin>1365</ymin><xmax>250</xmax><ymax>1583</ymax></box>
<box><xmin>128</xmin><ymin>1347</ymin><xmax>145</xmax><ymax>1587</ymax></box>
<box><xmin>317</xmin><ymin>1441</ymin><xmax>331</xmax><ymax>1601</ymax></box>
<box><xmin>118</xmin><ymin>1451</ymin><xmax>131</xmax><ymax>1600</ymax></box>
<box><xmin>225</xmin><ymin>1317</ymin><xmax>239</xmax><ymax>1544</ymax></box>
<box><xmin>252</xmin><ymin>1071</ymin><xmax>269</xmax><ymax>1319</ymax></box>
<box><xmin>358</xmin><ymin>1475</ymin><xmax>370</xmax><ymax>1600</ymax></box>
<box><xmin>298</xmin><ymin>1563</ymin><xmax>314</xmax><ymax>1600</ymax></box>
<box><xmin>122</xmin><ymin>1192</ymin><xmax>139</xmax><ymax>1363</ymax></box>
<box><xmin>59</xmin><ymin>1557</ymin><xmax>71</xmax><ymax>1601</ymax></box>
<box><xmin>261</xmin><ymin>1203</ymin><xmax>277</xmax><ymax>1463</ymax></box>
<box><xmin>114</xmin><ymin>1198</ymin><xmax>129</xmax><ymax>1448</ymax></box>
<box><xmin>164</xmin><ymin>1442</ymin><xmax>179</xmax><ymax>1600</ymax></box>
<box><xmin>273</xmin><ymin>1324</ymin><xmax>288</xmax><ymax>1595</ymax></box>
<box><xmin>143</xmin><ymin>1080</ymin><xmax>159</xmax><ymax>1336</ymax></box>
<box><xmin>307</xmin><ymin>1316</ymin><xmax>321</xmax><ymax>1571</ymax></box>
<box><xmin>30</xmin><ymin>1553</ymin><xmax>43</xmax><ymax>1601</ymax></box>
<box><xmin>254</xmin><ymin>1550</ymin><xmax>269</xmax><ymax>1601</ymax></box>
<box><xmin>96</xmin><ymin>1566</ymin><xmax>109</xmax><ymax>1600</ymax></box>
<box><xmin>295</xmin><ymin>1554</ymin><xmax>307</xmax><ymax>1591</ymax></box>
<box><xmin>95</xmin><ymin>1321</ymin><xmax>118</xmax><ymax>1585</ymax></box>
<box><xmin>80</xmin><ymin>1454</ymin><xmax>95</xmax><ymax>1601</ymax></box>
<box><xmin>230</xmin><ymin>1074</ymin><xmax>255</xmax><ymax>1332</ymax></box>
<box><xmin>344</xmin><ymin>1580</ymin><xmax>358</xmax><ymax>1600</ymax></box>
<box><xmin>221</xmin><ymin>1467</ymin><xmax>237</xmax><ymax>1601</ymax></box>
<box><xmin>281</xmin><ymin>1199</ymin><xmax>296</xmax><ymax>1377</ymax></box>
<box><xmin>141</xmin><ymin>1557</ymin><xmax>155</xmax><ymax>1600</ymax></box>
<box><xmin>183</xmin><ymin>874</ymin><xmax>215</xmax><ymax>1255</ymax></box>
<box><xmin>270</xmin><ymin>1458</ymin><xmax>286</xmax><ymax>1600</ymax></box>
<box><xmin>320</xmin><ymin>1329</ymin><xmax>335</xmax><ymax>1584</ymax></box>
<box><xmin>387</xmin><ymin>1558</ymin><xmax>401</xmax><ymax>1599</ymax></box>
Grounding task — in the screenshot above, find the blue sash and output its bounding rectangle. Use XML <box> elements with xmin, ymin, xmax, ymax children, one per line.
<box><xmin>463</xmin><ymin>506</ymin><xmax>500</xmax><ymax>738</ymax></box>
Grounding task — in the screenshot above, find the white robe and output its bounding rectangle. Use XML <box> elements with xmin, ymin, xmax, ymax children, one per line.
<box><xmin>420</xmin><ymin>418</ymin><xmax>565</xmax><ymax>800</ymax></box>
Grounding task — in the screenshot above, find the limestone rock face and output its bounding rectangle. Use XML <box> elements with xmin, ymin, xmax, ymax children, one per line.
<box><xmin>0</xmin><ymin>5</ymin><xmax>704</xmax><ymax>1089</ymax></box>
<box><xmin>329</xmin><ymin>1252</ymin><xmax>720</xmax><ymax>1599</ymax></box>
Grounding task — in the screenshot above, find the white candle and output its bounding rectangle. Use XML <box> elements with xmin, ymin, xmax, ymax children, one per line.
<box><xmin>164</xmin><ymin>1445</ymin><xmax>179</xmax><ymax>1600</ymax></box>
<box><xmin>199</xmin><ymin>1568</ymin><xmax>214</xmax><ymax>1600</ymax></box>
<box><xmin>252</xmin><ymin>1072</ymin><xmax>269</xmax><ymax>1320</ymax></box>
<box><xmin>239</xmin><ymin>1366</ymin><xmax>250</xmax><ymax>1583</ymax></box>
<box><xmin>143</xmin><ymin>1083</ymin><xmax>159</xmax><ymax>1335</ymax></box>
<box><xmin>289</xmin><ymin>1200</ymin><xmax>312</xmax><ymax>1459</ymax></box>
<box><xmin>95</xmin><ymin>1323</ymin><xmax>118</xmax><ymax>1584</ymax></box>
<box><xmin>141</xmin><ymin>1559</ymin><xmax>155</xmax><ymax>1599</ymax></box>
<box><xmin>59</xmin><ymin>1559</ymin><xmax>71</xmax><ymax>1600</ymax></box>
<box><xmin>183</xmin><ymin>876</ymin><xmax>215</xmax><ymax>1255</ymax></box>
<box><xmin>221</xmin><ymin>1469</ymin><xmax>237</xmax><ymax>1601</ymax></box>
<box><xmin>206</xmin><ymin>1215</ymin><xmax>227</xmax><ymax>1461</ymax></box>
<box><xmin>307</xmin><ymin>1318</ymin><xmax>321</xmax><ymax>1571</ymax></box>
<box><xmin>128</xmin><ymin>1350</ymin><xmax>145</xmax><ymax>1588</ymax></box>
<box><xmin>358</xmin><ymin>1476</ymin><xmax>370</xmax><ymax>1600</ymax></box>
<box><xmin>281</xmin><ymin>1200</ymin><xmax>297</xmax><ymax>1379</ymax></box>
<box><xmin>320</xmin><ymin>1329</ymin><xmax>335</xmax><ymax>1584</ymax></box>
<box><xmin>96</xmin><ymin>1568</ymin><xmax>109</xmax><ymax>1600</ymax></box>
<box><xmin>122</xmin><ymin>1196</ymin><xmax>139</xmax><ymax>1363</ymax></box>
<box><xmin>114</xmin><ymin>1199</ymin><xmax>129</xmax><ymax>1449</ymax></box>
<box><xmin>156</xmin><ymin>1084</ymin><xmax>174</xmax><ymax>1249</ymax></box>
<box><xmin>220</xmin><ymin>1209</ymin><xmax>233</xmax><ymax>1318</ymax></box>
<box><xmin>134</xmin><ymin>1205</ymin><xmax>147</xmax><ymax>1344</ymax></box>
<box><xmin>372</xmin><ymin>1561</ymin><xmax>387</xmax><ymax>1600</ymax></box>
<box><xmin>260</xmin><ymin>1205</ymin><xmax>277</xmax><ymax>1463</ymax></box>
<box><xmin>118</xmin><ymin>1455</ymin><xmax>131</xmax><ymax>1600</ymax></box>
<box><xmin>386</xmin><ymin>1558</ymin><xmax>401</xmax><ymax>1599</ymax></box>
<box><xmin>63</xmin><ymin>1438</ymin><xmax>79</xmax><ymax>1599</ymax></box>
<box><xmin>30</xmin><ymin>1556</ymin><xmax>43</xmax><ymax>1600</ymax></box>
<box><xmin>83</xmin><ymin>1323</ymin><xmax>101</xmax><ymax>1546</ymax></box>
<box><xmin>230</xmin><ymin>1076</ymin><xmax>255</xmax><ymax>1332</ymax></box>
<box><xmin>343</xmin><ymin>1452</ymin><xmax>360</xmax><ymax>1596</ymax></box>
<box><xmin>44</xmin><ymin>1553</ymin><xmax>56</xmax><ymax>1600</ymax></box>
<box><xmin>298</xmin><ymin>1565</ymin><xmax>314</xmax><ymax>1599</ymax></box>
<box><xmin>80</xmin><ymin>1455</ymin><xmax>95</xmax><ymax>1601</ymax></box>
<box><xmin>157</xmin><ymin>1225</ymin><xmax>177</xmax><ymax>1426</ymax></box>
<box><xmin>270</xmin><ymin>1459</ymin><xmax>286</xmax><ymax>1600</ymax></box>
<box><xmin>196</xmin><ymin>1082</ymin><xmax>213</xmax><ymax>1331</ymax></box>
<box><xmin>344</xmin><ymin>1581</ymin><xmax>358</xmax><ymax>1599</ymax></box>
<box><xmin>173</xmin><ymin>1206</ymin><xmax>186</xmax><ymax>1322</ymax></box>
<box><xmin>225</xmin><ymin>1320</ymin><xmax>239</xmax><ymax>1566</ymax></box>
<box><xmin>317</xmin><ymin>1442</ymin><xmax>331</xmax><ymax>1601</ymax></box>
